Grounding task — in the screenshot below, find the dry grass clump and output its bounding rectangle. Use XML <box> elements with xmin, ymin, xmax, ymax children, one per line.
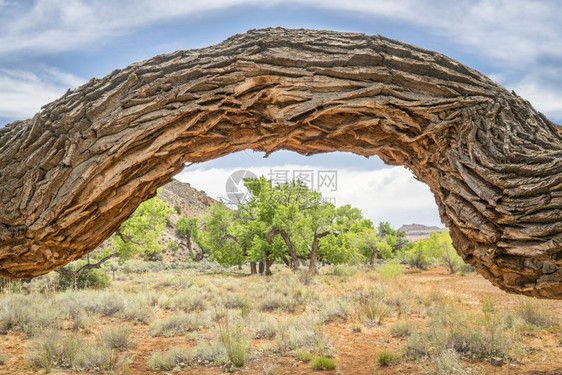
<box><xmin>25</xmin><ymin>330</ymin><xmax>129</xmax><ymax>373</ymax></box>
<box><xmin>515</xmin><ymin>298</ymin><xmax>559</xmax><ymax>330</ymax></box>
<box><xmin>403</xmin><ymin>303</ymin><xmax>519</xmax><ymax>361</ymax></box>
<box><xmin>0</xmin><ymin>294</ymin><xmax>62</xmax><ymax>336</ymax></box>
<box><xmin>276</xmin><ymin>315</ymin><xmax>335</xmax><ymax>358</ymax></box>
<box><xmin>97</xmin><ymin>325</ymin><xmax>135</xmax><ymax>351</ymax></box>
<box><xmin>150</xmin><ymin>313</ymin><xmax>210</xmax><ymax>336</ymax></box>
<box><xmin>148</xmin><ymin>346</ymin><xmax>190</xmax><ymax>371</ymax></box>
<box><xmin>388</xmin><ymin>320</ymin><xmax>415</xmax><ymax>338</ymax></box>
<box><xmin>217</xmin><ymin>313</ymin><xmax>250</xmax><ymax>367</ymax></box>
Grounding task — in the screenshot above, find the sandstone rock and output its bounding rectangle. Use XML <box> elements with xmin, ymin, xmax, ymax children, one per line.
<box><xmin>0</xmin><ymin>28</ymin><xmax>560</xmax><ymax>298</ymax></box>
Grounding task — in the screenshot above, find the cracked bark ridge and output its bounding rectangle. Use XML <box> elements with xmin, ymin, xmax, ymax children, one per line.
<box><xmin>0</xmin><ymin>28</ymin><xmax>561</xmax><ymax>298</ymax></box>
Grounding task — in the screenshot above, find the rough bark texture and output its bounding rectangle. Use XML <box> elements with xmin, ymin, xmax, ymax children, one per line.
<box><xmin>0</xmin><ymin>28</ymin><xmax>561</xmax><ymax>298</ymax></box>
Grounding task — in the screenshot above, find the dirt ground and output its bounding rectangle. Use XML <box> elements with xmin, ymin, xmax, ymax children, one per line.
<box><xmin>0</xmin><ymin>267</ymin><xmax>561</xmax><ymax>375</ymax></box>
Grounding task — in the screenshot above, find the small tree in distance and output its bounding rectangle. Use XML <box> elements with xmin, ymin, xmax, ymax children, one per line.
<box><xmin>55</xmin><ymin>194</ymin><xmax>173</xmax><ymax>288</ymax></box>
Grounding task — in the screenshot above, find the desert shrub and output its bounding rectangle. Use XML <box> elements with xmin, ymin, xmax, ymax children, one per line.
<box><xmin>25</xmin><ymin>331</ymin><xmax>127</xmax><ymax>372</ymax></box>
<box><xmin>388</xmin><ymin>320</ymin><xmax>414</xmax><ymax>338</ymax></box>
<box><xmin>331</xmin><ymin>264</ymin><xmax>358</xmax><ymax>277</ymax></box>
<box><xmin>0</xmin><ymin>294</ymin><xmax>62</xmax><ymax>335</ymax></box>
<box><xmin>98</xmin><ymin>325</ymin><xmax>134</xmax><ymax>351</ymax></box>
<box><xmin>515</xmin><ymin>298</ymin><xmax>558</xmax><ymax>329</ymax></box>
<box><xmin>248</xmin><ymin>313</ymin><xmax>277</xmax><ymax>339</ymax></box>
<box><xmin>311</xmin><ymin>356</ymin><xmax>336</xmax><ymax>370</ymax></box>
<box><xmin>218</xmin><ymin>316</ymin><xmax>249</xmax><ymax>367</ymax></box>
<box><xmin>121</xmin><ymin>299</ymin><xmax>153</xmax><ymax>324</ymax></box>
<box><xmin>71</xmin><ymin>311</ymin><xmax>94</xmax><ymax>332</ymax></box>
<box><xmin>257</xmin><ymin>292</ymin><xmax>304</xmax><ymax>313</ymax></box>
<box><xmin>314</xmin><ymin>298</ymin><xmax>348</xmax><ymax>323</ymax></box>
<box><xmin>221</xmin><ymin>294</ymin><xmax>251</xmax><ymax>310</ymax></box>
<box><xmin>25</xmin><ymin>330</ymin><xmax>60</xmax><ymax>372</ymax></box>
<box><xmin>276</xmin><ymin>315</ymin><xmax>334</xmax><ymax>357</ymax></box>
<box><xmin>360</xmin><ymin>296</ymin><xmax>391</xmax><ymax>325</ymax></box>
<box><xmin>70</xmin><ymin>342</ymin><xmax>122</xmax><ymax>371</ymax></box>
<box><xmin>378</xmin><ymin>260</ymin><xmax>402</xmax><ymax>281</ymax></box>
<box><xmin>377</xmin><ymin>349</ymin><xmax>398</xmax><ymax>366</ymax></box>
<box><xmin>0</xmin><ymin>348</ymin><xmax>7</xmax><ymax>365</ymax></box>
<box><xmin>168</xmin><ymin>292</ymin><xmax>207</xmax><ymax>312</ymax></box>
<box><xmin>82</xmin><ymin>292</ymin><xmax>126</xmax><ymax>317</ymax></box>
<box><xmin>55</xmin><ymin>268</ymin><xmax>111</xmax><ymax>290</ymax></box>
<box><xmin>431</xmin><ymin>349</ymin><xmax>468</xmax><ymax>375</ymax></box>
<box><xmin>189</xmin><ymin>340</ymin><xmax>228</xmax><ymax>366</ymax></box>
<box><xmin>404</xmin><ymin>304</ymin><xmax>517</xmax><ymax>360</ymax></box>
<box><xmin>294</xmin><ymin>349</ymin><xmax>314</xmax><ymax>362</ymax></box>
<box><xmin>148</xmin><ymin>347</ymin><xmax>190</xmax><ymax>371</ymax></box>
<box><xmin>150</xmin><ymin>313</ymin><xmax>209</xmax><ymax>336</ymax></box>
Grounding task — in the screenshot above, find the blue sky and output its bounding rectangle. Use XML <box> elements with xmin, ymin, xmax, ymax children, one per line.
<box><xmin>1</xmin><ymin>0</ymin><xmax>561</xmax><ymax>227</ymax></box>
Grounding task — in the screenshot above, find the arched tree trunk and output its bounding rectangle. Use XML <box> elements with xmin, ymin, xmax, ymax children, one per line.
<box><xmin>0</xmin><ymin>28</ymin><xmax>560</xmax><ymax>298</ymax></box>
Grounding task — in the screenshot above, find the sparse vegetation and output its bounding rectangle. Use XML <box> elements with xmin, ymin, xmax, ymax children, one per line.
<box><xmin>149</xmin><ymin>313</ymin><xmax>209</xmax><ymax>336</ymax></box>
<box><xmin>1</xmin><ymin>251</ymin><xmax>558</xmax><ymax>374</ymax></box>
<box><xmin>0</xmin><ymin>348</ymin><xmax>7</xmax><ymax>365</ymax></box>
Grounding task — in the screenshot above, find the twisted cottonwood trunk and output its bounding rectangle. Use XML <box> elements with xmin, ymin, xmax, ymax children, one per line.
<box><xmin>0</xmin><ymin>28</ymin><xmax>561</xmax><ymax>298</ymax></box>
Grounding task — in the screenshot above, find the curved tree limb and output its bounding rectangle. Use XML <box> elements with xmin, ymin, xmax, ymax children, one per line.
<box><xmin>0</xmin><ymin>28</ymin><xmax>561</xmax><ymax>298</ymax></box>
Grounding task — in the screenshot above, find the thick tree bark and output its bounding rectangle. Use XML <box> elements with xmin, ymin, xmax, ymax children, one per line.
<box><xmin>309</xmin><ymin>230</ymin><xmax>331</xmax><ymax>274</ymax></box>
<box><xmin>0</xmin><ymin>28</ymin><xmax>560</xmax><ymax>298</ymax></box>
<box><xmin>250</xmin><ymin>262</ymin><xmax>257</xmax><ymax>275</ymax></box>
<box><xmin>369</xmin><ymin>248</ymin><xmax>378</xmax><ymax>266</ymax></box>
<box><xmin>271</xmin><ymin>228</ymin><xmax>299</xmax><ymax>271</ymax></box>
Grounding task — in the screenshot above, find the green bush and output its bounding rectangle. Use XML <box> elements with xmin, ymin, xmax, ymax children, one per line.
<box><xmin>377</xmin><ymin>349</ymin><xmax>398</xmax><ymax>366</ymax></box>
<box><xmin>311</xmin><ymin>356</ymin><xmax>336</xmax><ymax>370</ymax></box>
<box><xmin>167</xmin><ymin>241</ymin><xmax>179</xmax><ymax>252</ymax></box>
<box><xmin>55</xmin><ymin>268</ymin><xmax>111</xmax><ymax>290</ymax></box>
<box><xmin>294</xmin><ymin>349</ymin><xmax>314</xmax><ymax>362</ymax></box>
<box><xmin>405</xmin><ymin>241</ymin><xmax>431</xmax><ymax>269</ymax></box>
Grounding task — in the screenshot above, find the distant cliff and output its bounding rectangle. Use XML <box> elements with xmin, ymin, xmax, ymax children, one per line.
<box><xmin>398</xmin><ymin>223</ymin><xmax>445</xmax><ymax>242</ymax></box>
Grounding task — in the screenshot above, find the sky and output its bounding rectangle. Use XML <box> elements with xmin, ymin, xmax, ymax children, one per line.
<box><xmin>1</xmin><ymin>0</ymin><xmax>561</xmax><ymax>228</ymax></box>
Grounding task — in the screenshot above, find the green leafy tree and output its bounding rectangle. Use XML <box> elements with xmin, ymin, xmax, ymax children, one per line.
<box><xmin>111</xmin><ymin>195</ymin><xmax>174</xmax><ymax>261</ymax></box>
<box><xmin>405</xmin><ymin>239</ymin><xmax>432</xmax><ymax>269</ymax></box>
<box><xmin>194</xmin><ymin>178</ymin><xmax>370</xmax><ymax>275</ymax></box>
<box><xmin>427</xmin><ymin>231</ymin><xmax>463</xmax><ymax>274</ymax></box>
<box><xmin>176</xmin><ymin>215</ymin><xmax>201</xmax><ymax>259</ymax></box>
<box><xmin>55</xmin><ymin>194</ymin><xmax>173</xmax><ymax>287</ymax></box>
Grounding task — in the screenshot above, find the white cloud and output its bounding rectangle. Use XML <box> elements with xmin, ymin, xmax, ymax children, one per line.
<box><xmin>176</xmin><ymin>164</ymin><xmax>442</xmax><ymax>228</ymax></box>
<box><xmin>1</xmin><ymin>0</ymin><xmax>560</xmax><ymax>68</ymax></box>
<box><xmin>0</xmin><ymin>67</ymin><xmax>85</xmax><ymax>119</ymax></box>
<box><xmin>506</xmin><ymin>72</ymin><xmax>562</xmax><ymax>121</ymax></box>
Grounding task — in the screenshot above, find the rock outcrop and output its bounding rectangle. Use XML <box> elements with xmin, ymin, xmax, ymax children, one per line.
<box><xmin>0</xmin><ymin>28</ymin><xmax>561</xmax><ymax>298</ymax></box>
